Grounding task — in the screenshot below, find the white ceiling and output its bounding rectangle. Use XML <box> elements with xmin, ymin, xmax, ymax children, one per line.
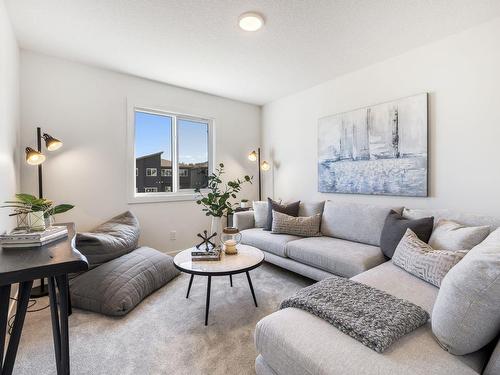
<box><xmin>6</xmin><ymin>0</ymin><xmax>500</xmax><ymax>105</ymax></box>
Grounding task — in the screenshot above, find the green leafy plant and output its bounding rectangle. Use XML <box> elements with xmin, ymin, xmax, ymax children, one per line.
<box><xmin>2</xmin><ymin>193</ymin><xmax>74</xmax><ymax>218</ymax></box>
<box><xmin>195</xmin><ymin>163</ymin><xmax>252</xmax><ymax>217</ymax></box>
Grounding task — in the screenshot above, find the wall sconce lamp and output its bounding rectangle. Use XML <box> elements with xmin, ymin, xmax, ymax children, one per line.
<box><xmin>248</xmin><ymin>148</ymin><xmax>270</xmax><ymax>200</ymax></box>
<box><xmin>24</xmin><ymin>126</ymin><xmax>63</xmax><ymax>298</ymax></box>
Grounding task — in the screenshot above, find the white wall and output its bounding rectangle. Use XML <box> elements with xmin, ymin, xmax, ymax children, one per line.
<box><xmin>262</xmin><ymin>17</ymin><xmax>500</xmax><ymax>217</ymax></box>
<box><xmin>20</xmin><ymin>51</ymin><xmax>260</xmax><ymax>252</ymax></box>
<box><xmin>0</xmin><ymin>0</ymin><xmax>20</xmax><ymax>234</ymax></box>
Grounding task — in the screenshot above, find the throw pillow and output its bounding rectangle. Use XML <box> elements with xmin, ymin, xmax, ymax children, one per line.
<box><xmin>429</xmin><ymin>219</ymin><xmax>490</xmax><ymax>251</ymax></box>
<box><xmin>264</xmin><ymin>198</ymin><xmax>300</xmax><ymax>231</ymax></box>
<box><xmin>76</xmin><ymin>211</ymin><xmax>140</xmax><ymax>269</ymax></box>
<box><xmin>392</xmin><ymin>229</ymin><xmax>467</xmax><ymax>287</ymax></box>
<box><xmin>432</xmin><ymin>227</ymin><xmax>500</xmax><ymax>355</ymax></box>
<box><xmin>252</xmin><ymin>201</ymin><xmax>269</xmax><ymax>228</ymax></box>
<box><xmin>380</xmin><ymin>210</ymin><xmax>434</xmax><ymax>258</ymax></box>
<box><xmin>271</xmin><ymin>211</ymin><xmax>322</xmax><ymax>237</ymax></box>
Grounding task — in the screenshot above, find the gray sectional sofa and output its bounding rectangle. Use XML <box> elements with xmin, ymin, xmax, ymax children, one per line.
<box><xmin>233</xmin><ymin>201</ymin><xmax>500</xmax><ymax>375</ymax></box>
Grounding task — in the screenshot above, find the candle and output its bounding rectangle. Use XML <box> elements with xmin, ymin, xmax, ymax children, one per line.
<box><xmin>224</xmin><ymin>239</ymin><xmax>237</xmax><ymax>246</ymax></box>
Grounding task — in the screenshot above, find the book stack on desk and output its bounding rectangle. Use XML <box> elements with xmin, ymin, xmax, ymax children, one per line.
<box><xmin>0</xmin><ymin>226</ymin><xmax>68</xmax><ymax>248</ymax></box>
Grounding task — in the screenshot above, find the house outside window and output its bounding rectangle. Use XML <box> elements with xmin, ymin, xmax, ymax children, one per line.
<box><xmin>129</xmin><ymin>106</ymin><xmax>212</xmax><ymax>202</ymax></box>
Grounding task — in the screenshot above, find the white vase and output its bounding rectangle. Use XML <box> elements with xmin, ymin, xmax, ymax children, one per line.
<box><xmin>210</xmin><ymin>216</ymin><xmax>223</xmax><ymax>248</ymax></box>
<box><xmin>28</xmin><ymin>211</ymin><xmax>46</xmax><ymax>232</ymax></box>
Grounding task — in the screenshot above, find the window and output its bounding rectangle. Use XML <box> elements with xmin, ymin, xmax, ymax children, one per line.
<box><xmin>130</xmin><ymin>106</ymin><xmax>212</xmax><ymax>202</ymax></box>
<box><xmin>146</xmin><ymin>168</ymin><xmax>157</xmax><ymax>176</ymax></box>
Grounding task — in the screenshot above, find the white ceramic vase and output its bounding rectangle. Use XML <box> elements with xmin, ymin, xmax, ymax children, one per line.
<box><xmin>210</xmin><ymin>216</ymin><xmax>223</xmax><ymax>248</ymax></box>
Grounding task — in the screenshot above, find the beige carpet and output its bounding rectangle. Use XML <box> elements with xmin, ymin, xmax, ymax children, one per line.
<box><xmin>12</xmin><ymin>262</ymin><xmax>313</xmax><ymax>375</ymax></box>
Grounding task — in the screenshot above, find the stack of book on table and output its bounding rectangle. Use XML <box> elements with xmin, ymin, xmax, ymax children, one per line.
<box><xmin>0</xmin><ymin>226</ymin><xmax>68</xmax><ymax>248</ymax></box>
<box><xmin>191</xmin><ymin>247</ymin><xmax>221</xmax><ymax>261</ymax></box>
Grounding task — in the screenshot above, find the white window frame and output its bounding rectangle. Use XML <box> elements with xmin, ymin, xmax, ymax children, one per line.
<box><xmin>146</xmin><ymin>168</ymin><xmax>157</xmax><ymax>177</ymax></box>
<box><xmin>126</xmin><ymin>99</ymin><xmax>214</xmax><ymax>203</ymax></box>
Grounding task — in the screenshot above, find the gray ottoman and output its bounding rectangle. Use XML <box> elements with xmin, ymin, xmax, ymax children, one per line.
<box><xmin>70</xmin><ymin>247</ymin><xmax>179</xmax><ymax>316</ymax></box>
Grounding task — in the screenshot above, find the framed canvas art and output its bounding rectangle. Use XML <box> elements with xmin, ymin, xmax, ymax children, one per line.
<box><xmin>318</xmin><ymin>93</ymin><xmax>428</xmax><ymax>196</ymax></box>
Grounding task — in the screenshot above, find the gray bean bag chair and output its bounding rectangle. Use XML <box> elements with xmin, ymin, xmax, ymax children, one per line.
<box><xmin>76</xmin><ymin>211</ymin><xmax>140</xmax><ymax>269</ymax></box>
<box><xmin>70</xmin><ymin>246</ymin><xmax>179</xmax><ymax>316</ymax></box>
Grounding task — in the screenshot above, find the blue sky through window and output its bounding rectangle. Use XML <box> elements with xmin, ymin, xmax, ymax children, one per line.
<box><xmin>135</xmin><ymin>111</ymin><xmax>208</xmax><ymax>164</ymax></box>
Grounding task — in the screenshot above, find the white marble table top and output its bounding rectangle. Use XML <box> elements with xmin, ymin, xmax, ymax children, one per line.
<box><xmin>173</xmin><ymin>244</ymin><xmax>264</xmax><ymax>275</ymax></box>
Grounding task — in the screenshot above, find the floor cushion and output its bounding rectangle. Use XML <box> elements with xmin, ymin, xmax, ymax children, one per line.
<box><xmin>76</xmin><ymin>211</ymin><xmax>140</xmax><ymax>269</ymax></box>
<box><xmin>241</xmin><ymin>228</ymin><xmax>301</xmax><ymax>257</ymax></box>
<box><xmin>70</xmin><ymin>247</ymin><xmax>179</xmax><ymax>316</ymax></box>
<box><xmin>286</xmin><ymin>237</ymin><xmax>386</xmax><ymax>278</ymax></box>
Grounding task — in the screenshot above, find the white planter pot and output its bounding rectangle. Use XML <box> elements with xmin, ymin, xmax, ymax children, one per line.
<box><xmin>210</xmin><ymin>216</ymin><xmax>223</xmax><ymax>248</ymax></box>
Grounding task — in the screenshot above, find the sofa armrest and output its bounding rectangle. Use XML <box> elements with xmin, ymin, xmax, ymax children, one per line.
<box><xmin>234</xmin><ymin>211</ymin><xmax>255</xmax><ymax>231</ymax></box>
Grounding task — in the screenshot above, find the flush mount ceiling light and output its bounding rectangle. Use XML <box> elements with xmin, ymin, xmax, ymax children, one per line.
<box><xmin>239</xmin><ymin>12</ymin><xmax>264</xmax><ymax>32</ymax></box>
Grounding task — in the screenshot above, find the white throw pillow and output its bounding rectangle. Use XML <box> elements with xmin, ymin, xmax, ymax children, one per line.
<box><xmin>252</xmin><ymin>201</ymin><xmax>268</xmax><ymax>228</ymax></box>
<box><xmin>429</xmin><ymin>219</ymin><xmax>490</xmax><ymax>251</ymax></box>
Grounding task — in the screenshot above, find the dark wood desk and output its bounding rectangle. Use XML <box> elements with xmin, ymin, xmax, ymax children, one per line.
<box><xmin>0</xmin><ymin>223</ymin><xmax>88</xmax><ymax>375</ymax></box>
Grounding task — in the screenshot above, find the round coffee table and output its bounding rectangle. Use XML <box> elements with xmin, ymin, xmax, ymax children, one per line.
<box><xmin>174</xmin><ymin>244</ymin><xmax>264</xmax><ymax>325</ymax></box>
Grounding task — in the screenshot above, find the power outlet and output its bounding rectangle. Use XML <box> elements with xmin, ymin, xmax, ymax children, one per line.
<box><xmin>170</xmin><ymin>231</ymin><xmax>176</xmax><ymax>240</ymax></box>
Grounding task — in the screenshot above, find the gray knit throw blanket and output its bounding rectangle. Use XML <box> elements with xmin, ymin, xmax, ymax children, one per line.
<box><xmin>280</xmin><ymin>276</ymin><xmax>429</xmax><ymax>353</ymax></box>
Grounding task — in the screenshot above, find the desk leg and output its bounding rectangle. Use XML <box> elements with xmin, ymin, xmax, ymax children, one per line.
<box><xmin>55</xmin><ymin>275</ymin><xmax>70</xmax><ymax>375</ymax></box>
<box><xmin>0</xmin><ymin>284</ymin><xmax>12</xmax><ymax>368</ymax></box>
<box><xmin>2</xmin><ymin>280</ymin><xmax>33</xmax><ymax>375</ymax></box>
<box><xmin>48</xmin><ymin>277</ymin><xmax>62</xmax><ymax>375</ymax></box>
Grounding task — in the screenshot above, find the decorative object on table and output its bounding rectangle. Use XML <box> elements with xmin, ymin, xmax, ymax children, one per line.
<box><xmin>1</xmin><ymin>193</ymin><xmax>74</xmax><ymax>231</ymax></box>
<box><xmin>265</xmin><ymin>198</ymin><xmax>300</xmax><ymax>231</ymax></box>
<box><xmin>240</xmin><ymin>199</ymin><xmax>251</xmax><ymax>209</ymax></box>
<box><xmin>220</xmin><ymin>227</ymin><xmax>242</xmax><ymax>255</ymax></box>
<box><xmin>0</xmin><ymin>225</ymin><xmax>68</xmax><ymax>248</ymax></box>
<box><xmin>248</xmin><ymin>148</ymin><xmax>271</xmax><ymax>200</ymax></box>
<box><xmin>195</xmin><ymin>163</ymin><xmax>252</xmax><ymax>246</ymax></box>
<box><xmin>195</xmin><ymin>230</ymin><xmax>217</xmax><ymax>251</ymax></box>
<box><xmin>318</xmin><ymin>93</ymin><xmax>428</xmax><ymax>196</ymax></box>
<box><xmin>190</xmin><ymin>247</ymin><xmax>221</xmax><ymax>261</ymax></box>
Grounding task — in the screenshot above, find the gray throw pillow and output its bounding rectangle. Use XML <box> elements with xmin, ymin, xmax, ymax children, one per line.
<box><xmin>70</xmin><ymin>247</ymin><xmax>179</xmax><ymax>316</ymax></box>
<box><xmin>392</xmin><ymin>229</ymin><xmax>467</xmax><ymax>287</ymax></box>
<box><xmin>265</xmin><ymin>198</ymin><xmax>300</xmax><ymax>231</ymax></box>
<box><xmin>380</xmin><ymin>210</ymin><xmax>434</xmax><ymax>258</ymax></box>
<box><xmin>271</xmin><ymin>211</ymin><xmax>322</xmax><ymax>237</ymax></box>
<box><xmin>432</xmin><ymin>228</ymin><xmax>500</xmax><ymax>355</ymax></box>
<box><xmin>252</xmin><ymin>201</ymin><xmax>268</xmax><ymax>228</ymax></box>
<box><xmin>76</xmin><ymin>211</ymin><xmax>140</xmax><ymax>269</ymax></box>
<box><xmin>429</xmin><ymin>219</ymin><xmax>490</xmax><ymax>251</ymax></box>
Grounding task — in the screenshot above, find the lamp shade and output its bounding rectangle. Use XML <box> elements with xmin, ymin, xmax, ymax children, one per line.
<box><xmin>43</xmin><ymin>133</ymin><xmax>63</xmax><ymax>151</ymax></box>
<box><xmin>25</xmin><ymin>147</ymin><xmax>46</xmax><ymax>165</ymax></box>
<box><xmin>248</xmin><ymin>150</ymin><xmax>258</xmax><ymax>162</ymax></box>
<box><xmin>261</xmin><ymin>161</ymin><xmax>270</xmax><ymax>171</ymax></box>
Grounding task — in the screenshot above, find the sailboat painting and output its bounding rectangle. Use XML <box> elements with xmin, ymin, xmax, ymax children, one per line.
<box><xmin>318</xmin><ymin>93</ymin><xmax>428</xmax><ymax>196</ymax></box>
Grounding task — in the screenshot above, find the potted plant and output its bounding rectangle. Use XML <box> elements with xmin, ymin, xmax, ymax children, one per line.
<box><xmin>2</xmin><ymin>193</ymin><xmax>74</xmax><ymax>231</ymax></box>
<box><xmin>195</xmin><ymin>163</ymin><xmax>252</xmax><ymax>246</ymax></box>
<box><xmin>240</xmin><ymin>199</ymin><xmax>251</xmax><ymax>209</ymax></box>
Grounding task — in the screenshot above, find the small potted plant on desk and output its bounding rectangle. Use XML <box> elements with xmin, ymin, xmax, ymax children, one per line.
<box><xmin>195</xmin><ymin>163</ymin><xmax>252</xmax><ymax>247</ymax></box>
<box><xmin>2</xmin><ymin>193</ymin><xmax>74</xmax><ymax>231</ymax></box>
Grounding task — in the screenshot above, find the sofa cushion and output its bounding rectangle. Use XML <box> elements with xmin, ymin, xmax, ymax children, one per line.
<box><xmin>75</xmin><ymin>211</ymin><xmax>140</xmax><ymax>269</ymax></box>
<box><xmin>321</xmin><ymin>201</ymin><xmax>402</xmax><ymax>246</ymax></box>
<box><xmin>380</xmin><ymin>210</ymin><xmax>434</xmax><ymax>258</ymax></box>
<box><xmin>298</xmin><ymin>201</ymin><xmax>325</xmax><ymax>217</ymax></box>
<box><xmin>241</xmin><ymin>228</ymin><xmax>300</xmax><ymax>257</ymax></box>
<box><xmin>265</xmin><ymin>198</ymin><xmax>300</xmax><ymax>231</ymax></box>
<box><xmin>271</xmin><ymin>211</ymin><xmax>321</xmax><ymax>237</ymax></box>
<box><xmin>69</xmin><ymin>247</ymin><xmax>179</xmax><ymax>316</ymax></box>
<box><xmin>429</xmin><ymin>219</ymin><xmax>490</xmax><ymax>251</ymax></box>
<box><xmin>253</xmin><ymin>201</ymin><xmax>269</xmax><ymax>228</ymax></box>
<box><xmin>432</xmin><ymin>228</ymin><xmax>500</xmax><ymax>355</ymax></box>
<box><xmin>286</xmin><ymin>237</ymin><xmax>386</xmax><ymax>278</ymax></box>
<box><xmin>403</xmin><ymin>208</ymin><xmax>500</xmax><ymax>230</ymax></box>
<box><xmin>392</xmin><ymin>229</ymin><xmax>467</xmax><ymax>287</ymax></box>
<box><xmin>255</xmin><ymin>262</ymin><xmax>485</xmax><ymax>375</ymax></box>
